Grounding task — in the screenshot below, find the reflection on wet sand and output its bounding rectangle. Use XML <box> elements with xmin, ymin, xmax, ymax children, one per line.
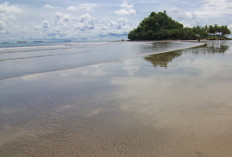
<box><xmin>145</xmin><ymin>51</ymin><xmax>182</xmax><ymax>68</ymax></box>
<box><xmin>190</xmin><ymin>41</ymin><xmax>229</xmax><ymax>54</ymax></box>
<box><xmin>145</xmin><ymin>41</ymin><xmax>229</xmax><ymax>68</ymax></box>
<box><xmin>0</xmin><ymin>41</ymin><xmax>232</xmax><ymax>157</ymax></box>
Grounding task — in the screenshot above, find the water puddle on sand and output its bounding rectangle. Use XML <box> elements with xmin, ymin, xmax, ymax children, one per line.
<box><xmin>0</xmin><ymin>41</ymin><xmax>232</xmax><ymax>156</ymax></box>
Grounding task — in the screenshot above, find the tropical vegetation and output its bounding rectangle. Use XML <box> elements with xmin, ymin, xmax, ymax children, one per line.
<box><xmin>128</xmin><ymin>11</ymin><xmax>231</xmax><ymax>40</ymax></box>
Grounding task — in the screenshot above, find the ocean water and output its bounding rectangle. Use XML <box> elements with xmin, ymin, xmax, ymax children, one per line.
<box><xmin>0</xmin><ymin>41</ymin><xmax>201</xmax><ymax>80</ymax></box>
<box><xmin>0</xmin><ymin>40</ymin><xmax>232</xmax><ymax>157</ymax></box>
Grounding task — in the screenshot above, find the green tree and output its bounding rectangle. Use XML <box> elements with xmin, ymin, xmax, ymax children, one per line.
<box><xmin>128</xmin><ymin>11</ymin><xmax>184</xmax><ymax>40</ymax></box>
<box><xmin>128</xmin><ymin>11</ymin><xmax>231</xmax><ymax>40</ymax></box>
<box><xmin>221</xmin><ymin>26</ymin><xmax>231</xmax><ymax>36</ymax></box>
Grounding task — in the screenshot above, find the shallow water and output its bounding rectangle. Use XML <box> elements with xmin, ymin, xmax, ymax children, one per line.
<box><xmin>0</xmin><ymin>41</ymin><xmax>200</xmax><ymax>80</ymax></box>
<box><xmin>0</xmin><ymin>41</ymin><xmax>232</xmax><ymax>157</ymax></box>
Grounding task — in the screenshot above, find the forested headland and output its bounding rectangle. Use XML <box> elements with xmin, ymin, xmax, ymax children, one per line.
<box><xmin>128</xmin><ymin>11</ymin><xmax>231</xmax><ymax>40</ymax></box>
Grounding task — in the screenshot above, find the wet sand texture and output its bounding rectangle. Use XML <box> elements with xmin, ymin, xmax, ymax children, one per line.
<box><xmin>0</xmin><ymin>41</ymin><xmax>232</xmax><ymax>156</ymax></box>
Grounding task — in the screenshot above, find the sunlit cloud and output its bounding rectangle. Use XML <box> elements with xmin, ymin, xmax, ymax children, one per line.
<box><xmin>115</xmin><ymin>1</ymin><xmax>136</xmax><ymax>15</ymax></box>
<box><xmin>44</xmin><ymin>4</ymin><xmax>55</xmax><ymax>9</ymax></box>
<box><xmin>0</xmin><ymin>1</ymin><xmax>21</xmax><ymax>14</ymax></box>
<box><xmin>67</xmin><ymin>3</ymin><xmax>98</xmax><ymax>12</ymax></box>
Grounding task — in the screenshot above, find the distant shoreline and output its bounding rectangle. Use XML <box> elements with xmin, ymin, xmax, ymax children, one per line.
<box><xmin>126</xmin><ymin>39</ymin><xmax>231</xmax><ymax>42</ymax></box>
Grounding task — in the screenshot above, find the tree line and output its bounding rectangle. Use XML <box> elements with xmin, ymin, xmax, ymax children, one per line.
<box><xmin>128</xmin><ymin>11</ymin><xmax>231</xmax><ymax>40</ymax></box>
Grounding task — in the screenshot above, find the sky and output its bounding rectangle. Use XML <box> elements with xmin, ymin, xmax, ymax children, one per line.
<box><xmin>0</xmin><ymin>0</ymin><xmax>232</xmax><ymax>41</ymax></box>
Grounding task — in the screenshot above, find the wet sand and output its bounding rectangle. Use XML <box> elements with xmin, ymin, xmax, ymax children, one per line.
<box><xmin>0</xmin><ymin>41</ymin><xmax>232</xmax><ymax>156</ymax></box>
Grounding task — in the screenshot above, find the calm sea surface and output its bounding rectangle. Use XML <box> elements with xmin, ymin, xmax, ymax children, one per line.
<box><xmin>0</xmin><ymin>41</ymin><xmax>232</xmax><ymax>157</ymax></box>
<box><xmin>0</xmin><ymin>41</ymin><xmax>201</xmax><ymax>80</ymax></box>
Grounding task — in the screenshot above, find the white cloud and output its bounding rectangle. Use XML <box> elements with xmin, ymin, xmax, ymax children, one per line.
<box><xmin>38</xmin><ymin>12</ymin><xmax>95</xmax><ymax>39</ymax></box>
<box><xmin>169</xmin><ymin>8</ymin><xmax>201</xmax><ymax>26</ymax></box>
<box><xmin>35</xmin><ymin>11</ymin><xmax>136</xmax><ymax>40</ymax></box>
<box><xmin>121</xmin><ymin>1</ymin><xmax>134</xmax><ymax>8</ymax></box>
<box><xmin>115</xmin><ymin>1</ymin><xmax>136</xmax><ymax>15</ymax></box>
<box><xmin>43</xmin><ymin>4</ymin><xmax>62</xmax><ymax>10</ymax></box>
<box><xmin>0</xmin><ymin>1</ymin><xmax>22</xmax><ymax>22</ymax></box>
<box><xmin>44</xmin><ymin>4</ymin><xmax>55</xmax><ymax>9</ymax></box>
<box><xmin>67</xmin><ymin>6</ymin><xmax>76</xmax><ymax>11</ymax></box>
<box><xmin>193</xmin><ymin>0</ymin><xmax>232</xmax><ymax>17</ymax></box>
<box><xmin>94</xmin><ymin>18</ymin><xmax>136</xmax><ymax>37</ymax></box>
<box><xmin>0</xmin><ymin>1</ymin><xmax>23</xmax><ymax>37</ymax></box>
<box><xmin>67</xmin><ymin>3</ymin><xmax>97</xmax><ymax>12</ymax></box>
<box><xmin>0</xmin><ymin>1</ymin><xmax>21</xmax><ymax>14</ymax></box>
<box><xmin>169</xmin><ymin>0</ymin><xmax>232</xmax><ymax>27</ymax></box>
<box><xmin>78</xmin><ymin>14</ymin><xmax>95</xmax><ymax>30</ymax></box>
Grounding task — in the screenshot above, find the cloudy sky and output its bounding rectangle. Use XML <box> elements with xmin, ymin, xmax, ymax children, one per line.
<box><xmin>0</xmin><ymin>0</ymin><xmax>232</xmax><ymax>41</ymax></box>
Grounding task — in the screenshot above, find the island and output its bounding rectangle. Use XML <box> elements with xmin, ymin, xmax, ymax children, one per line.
<box><xmin>128</xmin><ymin>11</ymin><xmax>231</xmax><ymax>40</ymax></box>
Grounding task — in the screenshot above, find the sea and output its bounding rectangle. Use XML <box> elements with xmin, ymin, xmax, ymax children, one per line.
<box><xmin>0</xmin><ymin>41</ymin><xmax>201</xmax><ymax>80</ymax></box>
